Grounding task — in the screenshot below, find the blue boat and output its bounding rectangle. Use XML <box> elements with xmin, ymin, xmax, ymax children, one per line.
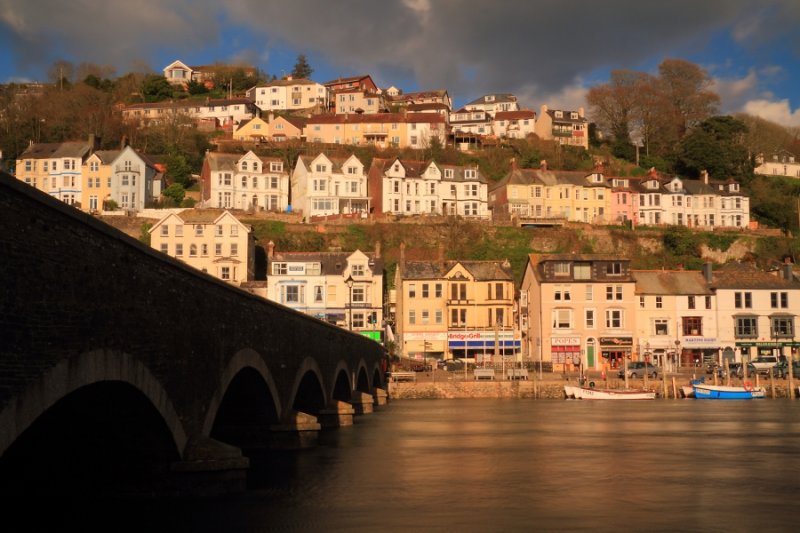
<box><xmin>693</xmin><ymin>382</ymin><xmax>766</xmax><ymax>399</ymax></box>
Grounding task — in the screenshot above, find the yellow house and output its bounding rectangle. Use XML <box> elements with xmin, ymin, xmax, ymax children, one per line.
<box><xmin>82</xmin><ymin>150</ymin><xmax>117</xmax><ymax>212</ymax></box>
<box><xmin>15</xmin><ymin>138</ymin><xmax>93</xmax><ymax>207</ymax></box>
<box><xmin>149</xmin><ymin>209</ymin><xmax>255</xmax><ymax>284</ymax></box>
<box><xmin>305</xmin><ymin>112</ymin><xmax>446</xmax><ymax>149</ymax></box>
<box><xmin>395</xmin><ymin>247</ymin><xmax>518</xmax><ymax>364</ymax></box>
<box><xmin>233</xmin><ymin>116</ymin><xmax>269</xmax><ymax>141</ymax></box>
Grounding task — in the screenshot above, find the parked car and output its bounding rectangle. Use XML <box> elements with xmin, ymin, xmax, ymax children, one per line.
<box><xmin>618</xmin><ymin>361</ymin><xmax>659</xmax><ymax>379</ymax></box>
<box><xmin>712</xmin><ymin>362</ymin><xmax>746</xmax><ymax>378</ymax></box>
<box><xmin>750</xmin><ymin>356</ymin><xmax>779</xmax><ymax>371</ymax></box>
<box><xmin>774</xmin><ymin>360</ymin><xmax>800</xmax><ymax>379</ymax></box>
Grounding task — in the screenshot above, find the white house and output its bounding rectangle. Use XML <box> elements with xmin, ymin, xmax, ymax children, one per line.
<box><xmin>200</xmin><ymin>151</ymin><xmax>289</xmax><ymax>211</ymax></box>
<box><xmin>291</xmin><ymin>153</ymin><xmax>370</xmax><ymax>219</ymax></box>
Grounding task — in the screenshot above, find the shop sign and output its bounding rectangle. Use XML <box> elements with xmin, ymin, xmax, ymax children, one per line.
<box><xmin>599</xmin><ymin>337</ymin><xmax>632</xmax><ymax>346</ymax></box>
<box><xmin>404</xmin><ymin>332</ymin><xmax>447</xmax><ymax>341</ymax></box>
<box><xmin>551</xmin><ymin>336</ymin><xmax>581</xmax><ymax>346</ymax></box>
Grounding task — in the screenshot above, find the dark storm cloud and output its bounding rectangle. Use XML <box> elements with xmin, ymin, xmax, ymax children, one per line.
<box><xmin>2</xmin><ymin>0</ymin><xmax>798</xmax><ymax>104</ymax></box>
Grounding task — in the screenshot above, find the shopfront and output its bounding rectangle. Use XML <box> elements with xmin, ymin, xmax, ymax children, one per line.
<box><xmin>736</xmin><ymin>340</ymin><xmax>800</xmax><ymax>361</ymax></box>
<box><xmin>550</xmin><ymin>336</ymin><xmax>581</xmax><ymax>372</ymax></box>
<box><xmin>599</xmin><ymin>336</ymin><xmax>632</xmax><ymax>370</ymax></box>
<box><xmin>681</xmin><ymin>337</ymin><xmax>720</xmax><ymax>367</ymax></box>
<box><xmin>448</xmin><ymin>331</ymin><xmax>521</xmax><ymax>363</ymax></box>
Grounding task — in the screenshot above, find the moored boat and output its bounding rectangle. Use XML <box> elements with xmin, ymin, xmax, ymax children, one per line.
<box><xmin>564</xmin><ymin>385</ymin><xmax>655</xmax><ymax>400</ymax></box>
<box><xmin>693</xmin><ymin>382</ymin><xmax>766</xmax><ymax>400</ymax></box>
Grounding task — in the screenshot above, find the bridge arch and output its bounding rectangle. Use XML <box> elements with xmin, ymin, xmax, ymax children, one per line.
<box><xmin>289</xmin><ymin>358</ymin><xmax>327</xmax><ymax>417</ymax></box>
<box><xmin>202</xmin><ymin>348</ymin><xmax>282</xmax><ymax>439</ymax></box>
<box><xmin>0</xmin><ymin>349</ymin><xmax>186</xmax><ymax>457</ymax></box>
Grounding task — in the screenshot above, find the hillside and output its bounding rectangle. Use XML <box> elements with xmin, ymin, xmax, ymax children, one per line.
<box><xmin>104</xmin><ymin>214</ymin><xmax>796</xmax><ymax>287</ymax></box>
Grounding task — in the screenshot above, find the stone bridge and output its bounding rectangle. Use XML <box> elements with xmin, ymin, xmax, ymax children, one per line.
<box><xmin>0</xmin><ymin>172</ymin><xmax>387</xmax><ymax>497</ymax></box>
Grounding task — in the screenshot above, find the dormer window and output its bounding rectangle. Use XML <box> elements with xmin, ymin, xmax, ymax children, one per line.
<box><xmin>570</xmin><ymin>112</ymin><xmax>578</xmax><ymax>119</ymax></box>
<box><xmin>271</xmin><ymin>162</ymin><xmax>283</xmax><ymax>172</ymax></box>
<box><xmin>555</xmin><ymin>111</ymin><xmax>563</xmax><ymax>118</ymax></box>
<box><xmin>464</xmin><ymin>169</ymin><xmax>476</xmax><ymax>179</ymax></box>
<box><xmin>445</xmin><ymin>169</ymin><xmax>454</xmax><ymax>179</ymax></box>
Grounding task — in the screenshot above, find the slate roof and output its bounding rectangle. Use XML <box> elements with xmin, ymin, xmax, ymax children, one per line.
<box><xmin>307</xmin><ymin>112</ymin><xmax>445</xmax><ymax>124</ymax></box>
<box><xmin>20</xmin><ymin>141</ymin><xmax>91</xmax><ymax>160</ymax></box>
<box><xmin>633</xmin><ymin>270</ymin><xmax>712</xmax><ymax>295</ymax></box>
<box><xmin>465</xmin><ymin>93</ymin><xmax>517</xmax><ymax>106</ymax></box>
<box><xmin>402</xmin><ymin>260</ymin><xmax>513</xmax><ymax>281</ymax></box>
<box><xmin>710</xmin><ymin>262</ymin><xmax>800</xmax><ymax>290</ymax></box>
<box><xmin>269</xmin><ymin>251</ymin><xmax>384</xmax><ymax>276</ymax></box>
<box><xmin>494</xmin><ymin>110</ymin><xmax>536</xmax><ymax>120</ymax></box>
<box><xmin>546</xmin><ymin>109</ymin><xmax>587</xmax><ymax>123</ymax></box>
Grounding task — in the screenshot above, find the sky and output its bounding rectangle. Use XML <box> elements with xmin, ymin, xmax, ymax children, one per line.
<box><xmin>2</xmin><ymin>0</ymin><xmax>800</xmax><ymax>127</ymax></box>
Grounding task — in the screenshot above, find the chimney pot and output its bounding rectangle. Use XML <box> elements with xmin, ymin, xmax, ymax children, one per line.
<box><xmin>267</xmin><ymin>240</ymin><xmax>275</xmax><ymax>259</ymax></box>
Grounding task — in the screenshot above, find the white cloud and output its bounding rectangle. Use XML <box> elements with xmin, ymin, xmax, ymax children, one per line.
<box><xmin>741</xmin><ymin>99</ymin><xmax>800</xmax><ymax>127</ymax></box>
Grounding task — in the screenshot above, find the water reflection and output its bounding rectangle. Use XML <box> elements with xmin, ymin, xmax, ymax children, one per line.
<box><xmin>53</xmin><ymin>400</ymin><xmax>800</xmax><ymax>531</ymax></box>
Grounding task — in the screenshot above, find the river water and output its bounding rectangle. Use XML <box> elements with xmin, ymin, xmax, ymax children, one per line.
<box><xmin>115</xmin><ymin>400</ymin><xmax>800</xmax><ymax>531</ymax></box>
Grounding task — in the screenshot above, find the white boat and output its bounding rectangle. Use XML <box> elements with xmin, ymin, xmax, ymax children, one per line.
<box><xmin>564</xmin><ymin>385</ymin><xmax>655</xmax><ymax>400</ymax></box>
<box><xmin>693</xmin><ymin>383</ymin><xmax>766</xmax><ymax>400</ymax></box>
<box><xmin>681</xmin><ymin>385</ymin><xmax>695</xmax><ymax>398</ymax></box>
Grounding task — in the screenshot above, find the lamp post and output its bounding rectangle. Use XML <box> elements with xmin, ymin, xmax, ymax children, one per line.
<box><xmin>674</xmin><ymin>339</ymin><xmax>681</xmax><ymax>374</ymax></box>
<box><xmin>345</xmin><ymin>274</ymin><xmax>354</xmax><ymax>331</ymax></box>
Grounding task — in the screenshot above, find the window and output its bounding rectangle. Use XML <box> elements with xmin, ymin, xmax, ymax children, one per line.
<box><xmin>585</xmin><ymin>285</ymin><xmax>593</xmax><ymax>301</ymax></box>
<box><xmin>409</xmin><ymin>284</ymin><xmax>416</xmax><ymax>298</ymax></box>
<box><xmin>215</xmin><ymin>243</ymin><xmax>222</xmax><ymax>256</ymax></box>
<box><xmin>278</xmin><ymin>284</ymin><xmax>303</xmax><ymax>304</ymax></box>
<box><xmin>221</xmin><ymin>267</ymin><xmax>230</xmax><ymax>280</ymax></box>
<box><xmin>450</xmin><ymin>309</ymin><xmax>466</xmax><ymax>327</ymax></box>
<box><xmin>160</xmin><ymin>243</ymin><xmax>168</xmax><ymax>254</ymax></box>
<box><xmin>201</xmin><ymin>244</ymin><xmax>208</xmax><ymax>256</ymax></box>
<box><xmin>772</xmin><ymin>317</ymin><xmax>794</xmax><ymax>338</ymax></box>
<box><xmin>688</xmin><ymin>296</ymin><xmax>696</xmax><ymax>309</ymax></box>
<box><xmin>734</xmin><ymin>292</ymin><xmax>752</xmax><ymax>308</ymax></box>
<box><xmin>705</xmin><ymin>296</ymin><xmax>712</xmax><ymax>309</ymax></box>
<box><xmin>606</xmin><ymin>262</ymin><xmax>622</xmax><ymax>275</ymax></box>
<box><xmin>188</xmin><ymin>244</ymin><xmax>198</xmax><ymax>257</ymax></box>
<box><xmin>574</xmin><ymin>263</ymin><xmax>591</xmax><ymax>280</ymax></box>
<box><xmin>435</xmin><ymin>310</ymin><xmax>443</xmax><ymax>324</ymax></box>
<box><xmin>552</xmin><ymin>309</ymin><xmax>572</xmax><ymax>329</ymax></box>
<box><xmin>314</xmin><ymin>286</ymin><xmax>324</xmax><ymax>303</ymax></box>
<box><xmin>351</xmin><ymin>264</ymin><xmax>365</xmax><ymax>277</ymax></box>
<box><xmin>231</xmin><ymin>243</ymin><xmax>238</xmax><ymax>256</ymax></box>
<box><xmin>554</xmin><ymin>286</ymin><xmax>571</xmax><ymax>301</ymax></box>
<box><xmin>160</xmin><ymin>225</ymin><xmax>168</xmax><ymax>236</ymax></box>
<box><xmin>606</xmin><ymin>309</ymin><xmax>623</xmax><ymax>328</ymax></box>
<box><xmin>683</xmin><ymin>317</ymin><xmax>702</xmax><ymax>336</ymax></box>
<box><xmin>450</xmin><ymin>282</ymin><xmax>467</xmax><ymax>300</ymax></box>
<box><xmin>422</xmin><ymin>310</ymin><xmax>430</xmax><ymax>324</ymax></box>
<box><xmin>409</xmin><ymin>310</ymin><xmax>416</xmax><ymax>325</ymax></box>
<box><xmin>656</xmin><ymin>296</ymin><xmax>663</xmax><ymax>309</ymax></box>
<box><xmin>231</xmin><ymin>225</ymin><xmax>238</xmax><ymax>237</ymax></box>
<box><xmin>639</xmin><ymin>296</ymin><xmax>645</xmax><ymax>308</ymax></box>
<box><xmin>735</xmin><ymin>316</ymin><xmax>757</xmax><ymax>338</ymax></box>
<box><xmin>654</xmin><ymin>319</ymin><xmax>669</xmax><ymax>335</ymax></box>
<box><xmin>216</xmin><ymin>225</ymin><xmax>223</xmax><ymax>237</ymax></box>
<box><xmin>352</xmin><ymin>286</ymin><xmax>365</xmax><ymax>303</ymax></box>
<box><xmin>553</xmin><ymin>262</ymin><xmax>570</xmax><ymax>276</ymax></box>
<box><xmin>435</xmin><ymin>283</ymin><xmax>443</xmax><ymax>298</ymax></box>
<box><xmin>272</xmin><ymin>263</ymin><xmax>287</xmax><ymax>275</ymax></box>
<box><xmin>422</xmin><ymin>284</ymin><xmax>429</xmax><ymax>298</ymax></box>
<box><xmin>175</xmin><ymin>243</ymin><xmax>183</xmax><ymax>257</ymax></box>
<box><xmin>585</xmin><ymin>309</ymin><xmax>595</xmax><ymax>328</ymax></box>
<box><xmin>607</xmin><ymin>286</ymin><xmax>623</xmax><ymax>301</ymax></box>
<box><xmin>194</xmin><ymin>225</ymin><xmax>204</xmax><ymax>237</ymax></box>
<box><xmin>771</xmin><ymin>292</ymin><xmax>789</xmax><ymax>308</ymax></box>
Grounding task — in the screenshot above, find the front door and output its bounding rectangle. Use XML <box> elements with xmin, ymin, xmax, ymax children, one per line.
<box><xmin>587</xmin><ymin>345</ymin><xmax>595</xmax><ymax>368</ymax></box>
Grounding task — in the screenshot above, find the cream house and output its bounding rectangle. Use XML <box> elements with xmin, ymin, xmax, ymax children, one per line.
<box><xmin>521</xmin><ymin>254</ymin><xmax>637</xmax><ymax>372</ymax></box>
<box><xmin>15</xmin><ymin>137</ymin><xmax>94</xmax><ymax>208</ymax></box>
<box><xmin>304</xmin><ymin>112</ymin><xmax>446</xmax><ymax>149</ymax></box>
<box><xmin>200</xmin><ymin>151</ymin><xmax>289</xmax><ymax>211</ymax></box>
<box><xmin>251</xmin><ymin>77</ymin><xmax>328</xmax><ymax>112</ymax></box>
<box><xmin>149</xmin><ymin>209</ymin><xmax>255</xmax><ymax>284</ymax></box>
<box><xmin>534</xmin><ymin>105</ymin><xmax>589</xmax><ymax>149</ymax></box>
<box><xmin>291</xmin><ymin>153</ymin><xmax>370</xmax><ymax>218</ymax></box>
<box><xmin>266</xmin><ymin>243</ymin><xmax>384</xmax><ymax>340</ymax></box>
<box><xmin>368</xmin><ymin>157</ymin><xmax>489</xmax><ymax>219</ymax></box>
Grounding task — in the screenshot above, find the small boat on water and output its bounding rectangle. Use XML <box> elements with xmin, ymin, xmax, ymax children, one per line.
<box><xmin>693</xmin><ymin>382</ymin><xmax>766</xmax><ymax>400</ymax></box>
<box><xmin>564</xmin><ymin>385</ymin><xmax>655</xmax><ymax>400</ymax></box>
<box><xmin>681</xmin><ymin>378</ymin><xmax>706</xmax><ymax>398</ymax></box>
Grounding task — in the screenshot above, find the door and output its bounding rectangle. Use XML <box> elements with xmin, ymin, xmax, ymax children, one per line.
<box><xmin>587</xmin><ymin>344</ymin><xmax>595</xmax><ymax>368</ymax></box>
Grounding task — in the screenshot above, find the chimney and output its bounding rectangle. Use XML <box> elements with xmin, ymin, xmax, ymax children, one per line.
<box><xmin>702</xmin><ymin>262</ymin><xmax>713</xmax><ymax>283</ymax></box>
<box><xmin>578</xmin><ymin>106</ymin><xmax>585</xmax><ymax>118</ymax></box>
<box><xmin>540</xmin><ymin>160</ymin><xmax>547</xmax><ymax>171</ymax></box>
<box><xmin>120</xmin><ymin>135</ymin><xmax>128</xmax><ymax>149</ymax></box>
<box><xmin>510</xmin><ymin>157</ymin><xmax>518</xmax><ymax>171</ymax></box>
<box><xmin>438</xmin><ymin>242</ymin><xmax>445</xmax><ymax>270</ymax></box>
<box><xmin>399</xmin><ymin>242</ymin><xmax>406</xmax><ymax>270</ymax></box>
<box><xmin>784</xmin><ymin>259</ymin><xmax>794</xmax><ymax>281</ymax></box>
<box><xmin>701</xmin><ymin>169</ymin><xmax>709</xmax><ymax>184</ymax></box>
<box><xmin>267</xmin><ymin>240</ymin><xmax>275</xmax><ymax>260</ymax></box>
<box><xmin>375</xmin><ymin>241</ymin><xmax>381</xmax><ymax>259</ymax></box>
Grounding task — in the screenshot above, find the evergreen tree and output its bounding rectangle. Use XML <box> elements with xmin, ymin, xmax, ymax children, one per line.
<box><xmin>291</xmin><ymin>54</ymin><xmax>313</xmax><ymax>79</ymax></box>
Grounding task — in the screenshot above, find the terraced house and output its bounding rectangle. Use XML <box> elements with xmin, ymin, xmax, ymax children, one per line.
<box><xmin>266</xmin><ymin>243</ymin><xmax>384</xmax><ymax>340</ymax></box>
<box><xmin>369</xmin><ymin>157</ymin><xmax>489</xmax><ymax>219</ymax></box>
<box><xmin>291</xmin><ymin>153</ymin><xmax>370</xmax><ymax>219</ymax></box>
<box><xmin>15</xmin><ymin>137</ymin><xmax>94</xmax><ymax>207</ymax></box>
<box><xmin>200</xmin><ymin>151</ymin><xmax>289</xmax><ymax>211</ymax></box>
<box><xmin>395</xmin><ymin>249</ymin><xmax>518</xmax><ymax>363</ymax></box>
<box><xmin>304</xmin><ymin>112</ymin><xmax>446</xmax><ymax>149</ymax></box>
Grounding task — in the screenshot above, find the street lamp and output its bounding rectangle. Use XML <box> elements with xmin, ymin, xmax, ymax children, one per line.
<box><xmin>674</xmin><ymin>339</ymin><xmax>681</xmax><ymax>374</ymax></box>
<box><xmin>345</xmin><ymin>274</ymin><xmax>354</xmax><ymax>331</ymax></box>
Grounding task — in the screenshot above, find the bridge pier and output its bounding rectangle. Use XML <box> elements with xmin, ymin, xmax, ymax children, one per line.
<box><xmin>374</xmin><ymin>388</ymin><xmax>388</xmax><ymax>406</ymax></box>
<box><xmin>169</xmin><ymin>436</ymin><xmax>249</xmax><ymax>497</ymax></box>
<box><xmin>350</xmin><ymin>391</ymin><xmax>375</xmax><ymax>415</ymax></box>
<box><xmin>318</xmin><ymin>400</ymin><xmax>355</xmax><ymax>429</ymax></box>
<box><xmin>269</xmin><ymin>410</ymin><xmax>321</xmax><ymax>449</ymax></box>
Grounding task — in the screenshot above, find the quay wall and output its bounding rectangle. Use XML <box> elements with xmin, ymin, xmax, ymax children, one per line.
<box><xmin>388</xmin><ymin>379</ymin><xmax>799</xmax><ymax>400</ymax></box>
